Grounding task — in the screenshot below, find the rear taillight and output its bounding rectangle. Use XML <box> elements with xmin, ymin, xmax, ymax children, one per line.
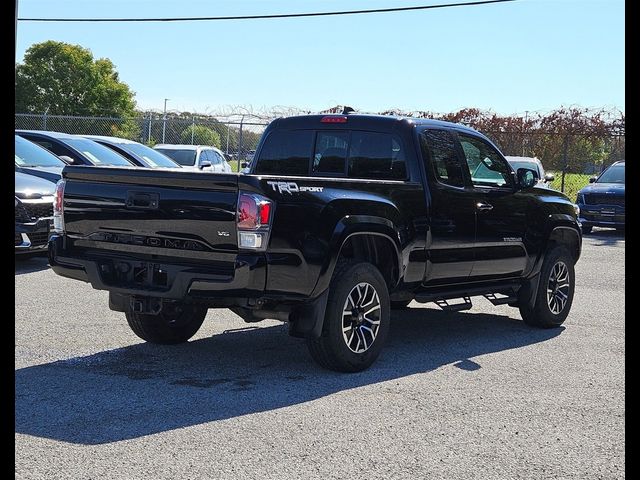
<box><xmin>53</xmin><ymin>179</ymin><xmax>65</xmax><ymax>233</ymax></box>
<box><xmin>237</xmin><ymin>192</ymin><xmax>272</xmax><ymax>250</ymax></box>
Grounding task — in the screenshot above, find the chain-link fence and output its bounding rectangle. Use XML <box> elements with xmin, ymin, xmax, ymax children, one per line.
<box><xmin>15</xmin><ymin>113</ymin><xmax>269</xmax><ymax>165</ymax></box>
<box><xmin>15</xmin><ymin>112</ymin><xmax>624</xmax><ymax>196</ymax></box>
<box><xmin>481</xmin><ymin>130</ymin><xmax>625</xmax><ymax>174</ymax></box>
<box><xmin>481</xmin><ymin>130</ymin><xmax>625</xmax><ymax>200</ymax></box>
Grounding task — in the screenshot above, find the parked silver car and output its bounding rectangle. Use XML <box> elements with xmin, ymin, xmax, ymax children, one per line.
<box><xmin>505</xmin><ymin>156</ymin><xmax>554</xmax><ymax>188</ymax></box>
<box><xmin>153</xmin><ymin>144</ymin><xmax>232</xmax><ymax>173</ymax></box>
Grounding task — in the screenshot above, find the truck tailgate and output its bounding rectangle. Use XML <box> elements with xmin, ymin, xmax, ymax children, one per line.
<box><xmin>61</xmin><ymin>166</ymin><xmax>239</xmax><ymax>258</ymax></box>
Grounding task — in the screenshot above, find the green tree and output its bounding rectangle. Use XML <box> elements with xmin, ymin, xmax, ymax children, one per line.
<box><xmin>16</xmin><ymin>40</ymin><xmax>136</xmax><ymax>116</ymax></box>
<box><xmin>180</xmin><ymin>125</ymin><xmax>221</xmax><ymax>147</ymax></box>
<box><xmin>110</xmin><ymin>118</ymin><xmax>142</xmax><ymax>141</ymax></box>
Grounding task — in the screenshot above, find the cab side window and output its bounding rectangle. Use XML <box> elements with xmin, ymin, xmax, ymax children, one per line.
<box><xmin>420</xmin><ymin>129</ymin><xmax>466</xmax><ymax>188</ymax></box>
<box><xmin>457</xmin><ymin>133</ymin><xmax>513</xmax><ymax>188</ymax></box>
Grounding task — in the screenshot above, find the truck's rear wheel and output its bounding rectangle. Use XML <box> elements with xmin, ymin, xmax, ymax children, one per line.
<box><xmin>306</xmin><ymin>261</ymin><xmax>390</xmax><ymax>372</ymax></box>
<box><xmin>519</xmin><ymin>246</ymin><xmax>575</xmax><ymax>328</ymax></box>
<box><xmin>125</xmin><ymin>303</ymin><xmax>207</xmax><ymax>344</ymax></box>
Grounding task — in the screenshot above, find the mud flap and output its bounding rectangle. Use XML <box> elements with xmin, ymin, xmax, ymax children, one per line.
<box><xmin>288</xmin><ymin>289</ymin><xmax>330</xmax><ymax>339</ymax></box>
<box><xmin>109</xmin><ymin>292</ymin><xmax>128</xmax><ymax>312</ymax></box>
<box><xmin>518</xmin><ymin>272</ymin><xmax>541</xmax><ymax>310</ymax></box>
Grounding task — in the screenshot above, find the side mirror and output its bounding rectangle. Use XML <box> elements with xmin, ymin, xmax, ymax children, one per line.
<box><xmin>241</xmin><ymin>162</ymin><xmax>248</xmax><ymax>168</ymax></box>
<box><xmin>544</xmin><ymin>173</ymin><xmax>555</xmax><ymax>183</ymax></box>
<box><xmin>516</xmin><ymin>168</ymin><xmax>537</xmax><ymax>189</ymax></box>
<box><xmin>589</xmin><ymin>176</ymin><xmax>597</xmax><ymax>183</ymax></box>
<box><xmin>199</xmin><ymin>160</ymin><xmax>212</xmax><ymax>170</ymax></box>
<box><xmin>58</xmin><ymin>155</ymin><xmax>77</xmax><ymax>165</ymax></box>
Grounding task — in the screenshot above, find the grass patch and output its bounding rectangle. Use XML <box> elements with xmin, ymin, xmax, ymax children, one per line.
<box><xmin>227</xmin><ymin>160</ymin><xmax>246</xmax><ymax>172</ymax></box>
<box><xmin>547</xmin><ymin>172</ymin><xmax>591</xmax><ymax>202</ymax></box>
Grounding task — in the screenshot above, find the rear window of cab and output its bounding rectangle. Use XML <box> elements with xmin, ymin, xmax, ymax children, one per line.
<box><xmin>254</xmin><ymin>129</ymin><xmax>407</xmax><ymax>180</ymax></box>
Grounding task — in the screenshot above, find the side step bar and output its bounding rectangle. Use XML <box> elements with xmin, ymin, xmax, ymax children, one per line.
<box><xmin>483</xmin><ymin>293</ymin><xmax>518</xmax><ymax>306</ymax></box>
<box><xmin>435</xmin><ymin>297</ymin><xmax>472</xmax><ymax>311</ymax></box>
<box><xmin>414</xmin><ymin>281</ymin><xmax>520</xmax><ymax>310</ymax></box>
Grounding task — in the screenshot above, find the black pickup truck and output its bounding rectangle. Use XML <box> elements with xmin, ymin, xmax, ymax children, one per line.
<box><xmin>49</xmin><ymin>114</ymin><xmax>581</xmax><ymax>372</ymax></box>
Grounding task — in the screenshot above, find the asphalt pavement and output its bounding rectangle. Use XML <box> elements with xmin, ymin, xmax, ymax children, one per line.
<box><xmin>15</xmin><ymin>229</ymin><xmax>625</xmax><ymax>479</ymax></box>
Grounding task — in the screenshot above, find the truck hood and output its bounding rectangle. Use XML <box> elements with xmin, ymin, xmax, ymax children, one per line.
<box><xmin>578</xmin><ymin>183</ymin><xmax>625</xmax><ymax>196</ymax></box>
<box><xmin>15</xmin><ymin>171</ymin><xmax>56</xmax><ymax>198</ymax></box>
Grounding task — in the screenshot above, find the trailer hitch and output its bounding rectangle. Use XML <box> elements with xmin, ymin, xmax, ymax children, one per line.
<box><xmin>130</xmin><ymin>296</ymin><xmax>163</xmax><ymax>315</ymax></box>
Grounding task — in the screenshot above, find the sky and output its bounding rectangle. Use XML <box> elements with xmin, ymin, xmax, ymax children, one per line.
<box><xmin>16</xmin><ymin>0</ymin><xmax>624</xmax><ymax>116</ymax></box>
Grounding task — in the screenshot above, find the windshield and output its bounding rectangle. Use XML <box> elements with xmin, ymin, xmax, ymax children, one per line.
<box><xmin>15</xmin><ymin>135</ymin><xmax>66</xmax><ymax>167</ymax></box>
<box><xmin>119</xmin><ymin>143</ymin><xmax>181</xmax><ymax>168</ymax></box>
<box><xmin>597</xmin><ymin>164</ymin><xmax>625</xmax><ymax>184</ymax></box>
<box><xmin>508</xmin><ymin>161</ymin><xmax>538</xmax><ymax>173</ymax></box>
<box><xmin>155</xmin><ymin>149</ymin><xmax>197</xmax><ymax>166</ymax></box>
<box><xmin>64</xmin><ymin>138</ymin><xmax>133</xmax><ymax>166</ymax></box>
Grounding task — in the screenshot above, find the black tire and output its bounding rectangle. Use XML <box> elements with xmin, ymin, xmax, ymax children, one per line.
<box><xmin>519</xmin><ymin>246</ymin><xmax>575</xmax><ymax>328</ymax></box>
<box><xmin>306</xmin><ymin>261</ymin><xmax>390</xmax><ymax>372</ymax></box>
<box><xmin>391</xmin><ymin>299</ymin><xmax>412</xmax><ymax>309</ymax></box>
<box><xmin>581</xmin><ymin>225</ymin><xmax>592</xmax><ymax>234</ymax></box>
<box><xmin>125</xmin><ymin>303</ymin><xmax>207</xmax><ymax>344</ymax></box>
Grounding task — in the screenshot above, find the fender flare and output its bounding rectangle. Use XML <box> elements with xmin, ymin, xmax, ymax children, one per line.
<box><xmin>309</xmin><ymin>215</ymin><xmax>403</xmax><ymax>298</ymax></box>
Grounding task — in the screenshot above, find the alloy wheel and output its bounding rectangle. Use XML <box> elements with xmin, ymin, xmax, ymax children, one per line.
<box><xmin>546</xmin><ymin>261</ymin><xmax>570</xmax><ymax>315</ymax></box>
<box><xmin>342</xmin><ymin>282</ymin><xmax>381</xmax><ymax>353</ymax></box>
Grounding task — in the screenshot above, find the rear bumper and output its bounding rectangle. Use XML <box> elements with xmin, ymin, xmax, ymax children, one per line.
<box><xmin>48</xmin><ymin>234</ymin><xmax>266</xmax><ymax>300</ymax></box>
<box><xmin>15</xmin><ymin>219</ymin><xmax>50</xmax><ymax>254</ymax></box>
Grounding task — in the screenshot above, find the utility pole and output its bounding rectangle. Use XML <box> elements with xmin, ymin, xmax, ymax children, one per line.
<box><xmin>560</xmin><ymin>135</ymin><xmax>569</xmax><ymax>193</ymax></box>
<box><xmin>522</xmin><ymin>110</ymin><xmax>529</xmax><ymax>156</ymax></box>
<box><xmin>162</xmin><ymin>98</ymin><xmax>170</xmax><ymax>143</ymax></box>
<box><xmin>147</xmin><ymin>111</ymin><xmax>152</xmax><ymax>144</ymax></box>
<box><xmin>237</xmin><ymin>115</ymin><xmax>245</xmax><ymax>172</ymax></box>
<box><xmin>226</xmin><ymin>124</ymin><xmax>230</xmax><ymax>155</ymax></box>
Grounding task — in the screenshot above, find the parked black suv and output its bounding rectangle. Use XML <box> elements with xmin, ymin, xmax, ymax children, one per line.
<box><xmin>81</xmin><ymin>135</ymin><xmax>183</xmax><ymax>169</ymax></box>
<box><xmin>15</xmin><ymin>134</ymin><xmax>66</xmax><ymax>183</ymax></box>
<box><xmin>576</xmin><ymin>160</ymin><xmax>625</xmax><ymax>233</ymax></box>
<box><xmin>16</xmin><ymin>130</ymin><xmax>135</xmax><ymax>167</ymax></box>
<box><xmin>49</xmin><ymin>114</ymin><xmax>581</xmax><ymax>371</ymax></box>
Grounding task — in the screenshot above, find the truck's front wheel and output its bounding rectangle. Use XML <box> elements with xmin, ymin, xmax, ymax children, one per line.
<box><xmin>307</xmin><ymin>261</ymin><xmax>390</xmax><ymax>372</ymax></box>
<box><xmin>519</xmin><ymin>246</ymin><xmax>575</xmax><ymax>328</ymax></box>
<box><xmin>125</xmin><ymin>303</ymin><xmax>207</xmax><ymax>344</ymax></box>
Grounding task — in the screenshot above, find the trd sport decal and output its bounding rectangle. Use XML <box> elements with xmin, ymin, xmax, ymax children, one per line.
<box><xmin>267</xmin><ymin>181</ymin><xmax>323</xmax><ymax>194</ymax></box>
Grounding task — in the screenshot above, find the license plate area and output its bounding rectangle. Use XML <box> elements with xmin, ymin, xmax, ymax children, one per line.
<box><xmin>126</xmin><ymin>191</ymin><xmax>159</xmax><ymax>210</ymax></box>
<box><xmin>98</xmin><ymin>260</ymin><xmax>173</xmax><ymax>290</ymax></box>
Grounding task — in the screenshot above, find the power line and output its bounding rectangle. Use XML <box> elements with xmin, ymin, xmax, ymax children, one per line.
<box><xmin>18</xmin><ymin>0</ymin><xmax>516</xmax><ymax>22</ymax></box>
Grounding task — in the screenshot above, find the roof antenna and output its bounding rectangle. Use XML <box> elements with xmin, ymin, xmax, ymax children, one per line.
<box><xmin>341</xmin><ymin>106</ymin><xmax>355</xmax><ymax>115</ymax></box>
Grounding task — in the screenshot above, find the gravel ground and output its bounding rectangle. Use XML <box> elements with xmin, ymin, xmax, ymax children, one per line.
<box><xmin>15</xmin><ymin>229</ymin><xmax>624</xmax><ymax>479</ymax></box>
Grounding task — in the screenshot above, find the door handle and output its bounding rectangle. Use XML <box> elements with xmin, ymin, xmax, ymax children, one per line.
<box><xmin>476</xmin><ymin>202</ymin><xmax>493</xmax><ymax>211</ymax></box>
